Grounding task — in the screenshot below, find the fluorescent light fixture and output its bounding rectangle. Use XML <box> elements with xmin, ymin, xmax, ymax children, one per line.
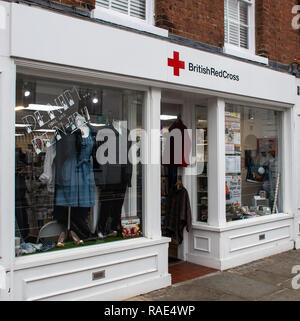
<box><xmin>160</xmin><ymin>115</ymin><xmax>177</xmax><ymax>120</ymax></box>
<box><xmin>33</xmin><ymin>129</ymin><xmax>56</xmax><ymax>133</ymax></box>
<box><xmin>89</xmin><ymin>123</ymin><xmax>106</xmax><ymax>127</ymax></box>
<box><xmin>15</xmin><ymin>134</ymin><xmax>25</xmax><ymax>136</ymax></box>
<box><xmin>15</xmin><ymin>106</ymin><xmax>25</xmax><ymax>111</ymax></box>
<box><xmin>15</xmin><ymin>124</ymin><xmax>31</xmax><ymax>128</ymax></box>
<box><xmin>25</xmin><ymin>104</ymin><xmax>64</xmax><ymax>111</ymax></box>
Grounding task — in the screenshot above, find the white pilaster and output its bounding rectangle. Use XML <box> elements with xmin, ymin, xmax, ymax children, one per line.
<box><xmin>0</xmin><ymin>57</ymin><xmax>16</xmax><ymax>299</ymax></box>
<box><xmin>143</xmin><ymin>87</ymin><xmax>161</xmax><ymax>239</ymax></box>
<box><xmin>207</xmin><ymin>98</ymin><xmax>226</xmax><ymax>227</ymax></box>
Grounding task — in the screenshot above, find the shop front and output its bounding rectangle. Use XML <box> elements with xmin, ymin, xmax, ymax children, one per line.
<box><xmin>0</xmin><ymin>1</ymin><xmax>299</xmax><ymax>300</ymax></box>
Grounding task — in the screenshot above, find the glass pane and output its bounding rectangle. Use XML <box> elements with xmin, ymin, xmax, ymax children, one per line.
<box><xmin>239</xmin><ymin>1</ymin><xmax>248</xmax><ymax>25</ymax></box>
<box><xmin>196</xmin><ymin>106</ymin><xmax>208</xmax><ymax>222</ymax></box>
<box><xmin>228</xmin><ymin>0</ymin><xmax>239</xmax><ymax>21</ymax></box>
<box><xmin>225</xmin><ymin>104</ymin><xmax>282</xmax><ymax>222</ymax></box>
<box><xmin>240</xmin><ymin>25</ymin><xmax>248</xmax><ymax>48</ymax></box>
<box><xmin>229</xmin><ymin>21</ymin><xmax>239</xmax><ymax>46</ymax></box>
<box><xmin>130</xmin><ymin>0</ymin><xmax>146</xmax><ymax>20</ymax></box>
<box><xmin>15</xmin><ymin>73</ymin><xmax>144</xmax><ymax>256</ymax></box>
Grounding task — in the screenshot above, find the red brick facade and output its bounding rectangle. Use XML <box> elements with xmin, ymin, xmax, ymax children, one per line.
<box><xmin>256</xmin><ymin>0</ymin><xmax>300</xmax><ymax>65</ymax></box>
<box><xmin>155</xmin><ymin>0</ymin><xmax>300</xmax><ymax>65</ymax></box>
<box><xmin>52</xmin><ymin>0</ymin><xmax>95</xmax><ymax>10</ymax></box>
<box><xmin>155</xmin><ymin>0</ymin><xmax>224</xmax><ymax>48</ymax></box>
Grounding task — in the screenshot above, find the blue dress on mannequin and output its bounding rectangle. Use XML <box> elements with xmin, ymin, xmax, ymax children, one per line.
<box><xmin>55</xmin><ymin>132</ymin><xmax>95</xmax><ymax>208</ymax></box>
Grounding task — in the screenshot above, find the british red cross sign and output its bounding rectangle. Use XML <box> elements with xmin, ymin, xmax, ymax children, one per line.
<box><xmin>168</xmin><ymin>51</ymin><xmax>185</xmax><ymax>76</ymax></box>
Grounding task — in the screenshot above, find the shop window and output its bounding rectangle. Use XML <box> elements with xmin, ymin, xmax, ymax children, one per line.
<box><xmin>225</xmin><ymin>104</ymin><xmax>282</xmax><ymax>222</ymax></box>
<box><xmin>15</xmin><ymin>73</ymin><xmax>144</xmax><ymax>256</ymax></box>
<box><xmin>196</xmin><ymin>106</ymin><xmax>208</xmax><ymax>223</ymax></box>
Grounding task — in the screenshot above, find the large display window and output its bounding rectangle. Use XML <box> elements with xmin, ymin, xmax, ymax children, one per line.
<box><xmin>15</xmin><ymin>73</ymin><xmax>144</xmax><ymax>256</ymax></box>
<box><xmin>225</xmin><ymin>104</ymin><xmax>282</xmax><ymax>222</ymax></box>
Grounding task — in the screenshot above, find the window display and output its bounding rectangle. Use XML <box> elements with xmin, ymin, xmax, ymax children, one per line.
<box><xmin>225</xmin><ymin>104</ymin><xmax>282</xmax><ymax>221</ymax></box>
<box><xmin>15</xmin><ymin>73</ymin><xmax>144</xmax><ymax>256</ymax></box>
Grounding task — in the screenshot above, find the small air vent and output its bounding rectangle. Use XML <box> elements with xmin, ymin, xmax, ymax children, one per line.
<box><xmin>259</xmin><ymin>234</ymin><xmax>265</xmax><ymax>241</ymax></box>
<box><xmin>92</xmin><ymin>270</ymin><xmax>106</xmax><ymax>280</ymax></box>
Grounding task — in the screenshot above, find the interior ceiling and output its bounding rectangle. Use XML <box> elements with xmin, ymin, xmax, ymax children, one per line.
<box><xmin>161</xmin><ymin>89</ymin><xmax>210</xmax><ymax>105</ymax></box>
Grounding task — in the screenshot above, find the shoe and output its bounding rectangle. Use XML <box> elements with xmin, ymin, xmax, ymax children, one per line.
<box><xmin>56</xmin><ymin>231</ymin><xmax>66</xmax><ymax>247</ymax></box>
<box><xmin>69</xmin><ymin>230</ymin><xmax>84</xmax><ymax>246</ymax></box>
<box><xmin>105</xmin><ymin>231</ymin><xmax>118</xmax><ymax>238</ymax></box>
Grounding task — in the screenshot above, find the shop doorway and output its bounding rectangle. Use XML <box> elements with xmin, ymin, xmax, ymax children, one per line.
<box><xmin>160</xmin><ymin>92</ymin><xmax>217</xmax><ymax>284</ymax></box>
<box><xmin>160</xmin><ymin>101</ymin><xmax>183</xmax><ymax>264</ymax></box>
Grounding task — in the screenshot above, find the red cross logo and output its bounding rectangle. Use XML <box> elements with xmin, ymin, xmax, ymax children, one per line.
<box><xmin>168</xmin><ymin>51</ymin><xmax>185</xmax><ymax>76</ymax></box>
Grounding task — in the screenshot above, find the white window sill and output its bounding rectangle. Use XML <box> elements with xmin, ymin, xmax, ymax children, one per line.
<box><xmin>223</xmin><ymin>43</ymin><xmax>268</xmax><ymax>65</ymax></box>
<box><xmin>192</xmin><ymin>212</ymin><xmax>293</xmax><ymax>232</ymax></box>
<box><xmin>92</xmin><ymin>7</ymin><xmax>168</xmax><ymax>38</ymax></box>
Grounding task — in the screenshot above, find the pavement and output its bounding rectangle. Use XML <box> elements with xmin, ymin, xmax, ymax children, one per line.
<box><xmin>127</xmin><ymin>249</ymin><xmax>300</xmax><ymax>301</ymax></box>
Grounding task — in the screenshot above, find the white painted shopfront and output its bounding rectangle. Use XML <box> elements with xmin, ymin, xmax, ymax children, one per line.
<box><xmin>0</xmin><ymin>1</ymin><xmax>299</xmax><ymax>301</ymax></box>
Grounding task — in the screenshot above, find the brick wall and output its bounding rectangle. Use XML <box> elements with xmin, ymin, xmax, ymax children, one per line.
<box><xmin>155</xmin><ymin>0</ymin><xmax>224</xmax><ymax>48</ymax></box>
<box><xmin>51</xmin><ymin>0</ymin><xmax>95</xmax><ymax>10</ymax></box>
<box><xmin>256</xmin><ymin>0</ymin><xmax>300</xmax><ymax>65</ymax></box>
<box><xmin>155</xmin><ymin>0</ymin><xmax>300</xmax><ymax>66</ymax></box>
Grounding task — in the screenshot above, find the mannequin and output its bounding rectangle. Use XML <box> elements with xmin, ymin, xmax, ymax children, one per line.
<box><xmin>55</xmin><ymin>115</ymin><xmax>96</xmax><ymax>247</ymax></box>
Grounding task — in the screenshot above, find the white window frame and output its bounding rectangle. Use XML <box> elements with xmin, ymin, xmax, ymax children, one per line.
<box><xmin>224</xmin><ymin>0</ymin><xmax>268</xmax><ymax>65</ymax></box>
<box><xmin>92</xmin><ymin>0</ymin><xmax>168</xmax><ymax>37</ymax></box>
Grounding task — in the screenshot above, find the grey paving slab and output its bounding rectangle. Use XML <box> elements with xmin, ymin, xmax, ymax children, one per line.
<box><xmin>192</xmin><ymin>272</ymin><xmax>278</xmax><ymax>299</ymax></box>
<box><xmin>142</xmin><ymin>283</ymin><xmax>227</xmax><ymax>301</ymax></box>
<box><xmin>241</xmin><ymin>270</ymin><xmax>291</xmax><ymax>288</ymax></box>
<box><xmin>216</xmin><ymin>294</ymin><xmax>246</xmax><ymax>301</ymax></box>
<box><xmin>255</xmin><ymin>260</ymin><xmax>297</xmax><ymax>278</ymax></box>
<box><xmin>260</xmin><ymin>288</ymin><xmax>300</xmax><ymax>301</ymax></box>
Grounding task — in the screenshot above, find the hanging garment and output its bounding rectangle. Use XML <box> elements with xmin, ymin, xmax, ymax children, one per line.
<box><xmin>92</xmin><ymin>124</ymin><xmax>133</xmax><ymax>235</ymax></box>
<box><xmin>165</xmin><ymin>184</ymin><xmax>192</xmax><ymax>244</ymax></box>
<box><xmin>93</xmin><ymin>125</ymin><xmax>132</xmax><ymax>189</ymax></box>
<box><xmin>162</xmin><ymin>118</ymin><xmax>192</xmax><ymax>167</ymax></box>
<box><xmin>96</xmin><ymin>186</ymin><xmax>127</xmax><ymax>235</ymax></box>
<box><xmin>55</xmin><ymin>130</ymin><xmax>95</xmax><ymax>207</ymax></box>
<box><xmin>39</xmin><ymin>136</ymin><xmax>56</xmax><ymax>193</ymax></box>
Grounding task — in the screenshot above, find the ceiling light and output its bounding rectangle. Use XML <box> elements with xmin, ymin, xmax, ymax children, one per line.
<box><xmin>160</xmin><ymin>115</ymin><xmax>177</xmax><ymax>121</ymax></box>
<box><xmin>25</xmin><ymin>104</ymin><xmax>64</xmax><ymax>111</ymax></box>
<box><xmin>89</xmin><ymin>122</ymin><xmax>106</xmax><ymax>127</ymax></box>
<box><xmin>24</xmin><ymin>90</ymin><xmax>31</xmax><ymax>97</ymax></box>
<box><xmin>92</xmin><ymin>97</ymin><xmax>99</xmax><ymax>104</ymax></box>
<box><xmin>15</xmin><ymin>106</ymin><xmax>25</xmax><ymax>111</ymax></box>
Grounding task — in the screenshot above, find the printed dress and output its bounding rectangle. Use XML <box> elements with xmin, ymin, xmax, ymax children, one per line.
<box><xmin>55</xmin><ymin>132</ymin><xmax>95</xmax><ymax>208</ymax></box>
